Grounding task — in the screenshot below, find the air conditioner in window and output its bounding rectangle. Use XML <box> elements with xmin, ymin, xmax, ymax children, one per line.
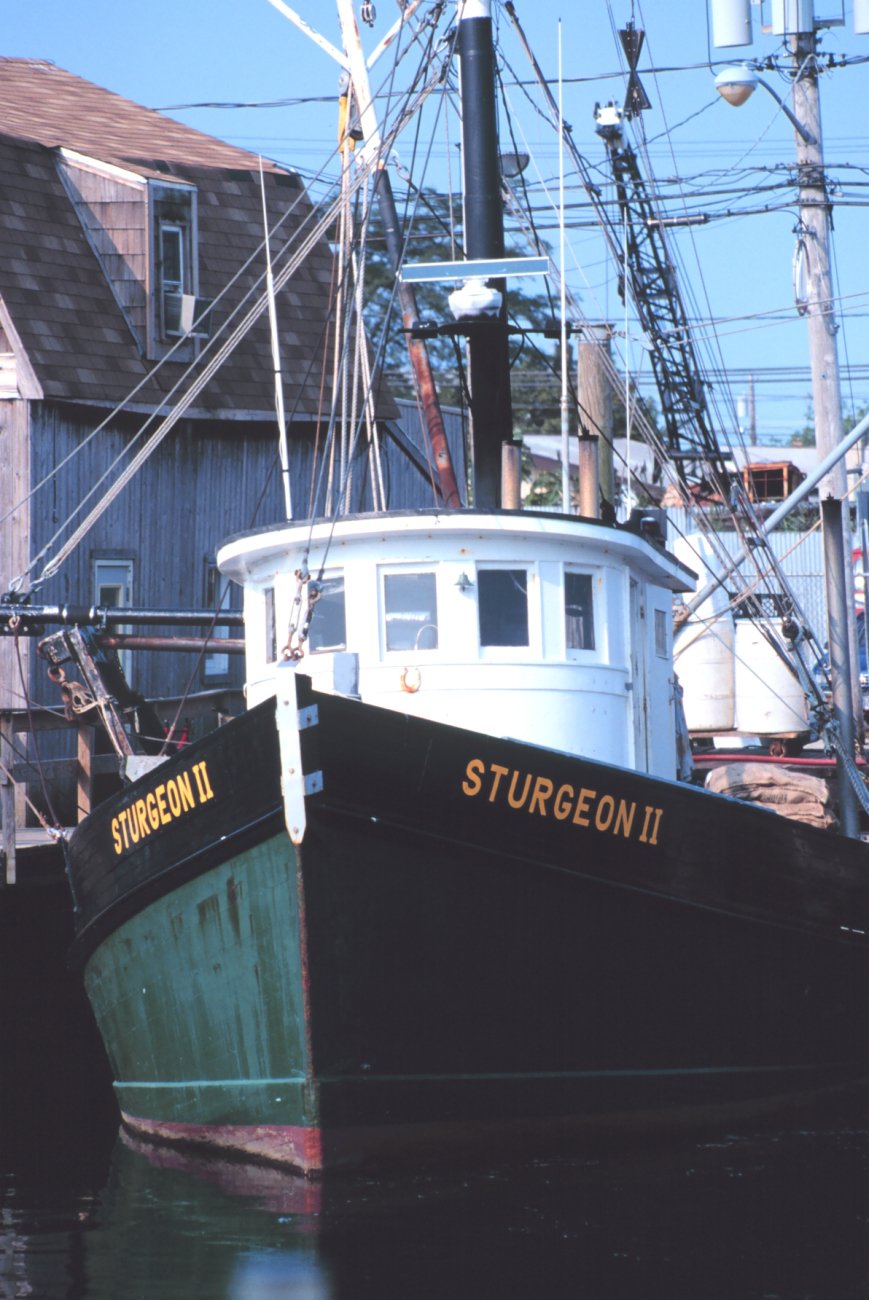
<box><xmin>164</xmin><ymin>293</ymin><xmax>214</xmax><ymax>339</ymax></box>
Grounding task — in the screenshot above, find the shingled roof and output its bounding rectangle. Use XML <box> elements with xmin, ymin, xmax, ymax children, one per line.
<box><xmin>0</xmin><ymin>58</ymin><xmax>392</xmax><ymax>420</ymax></box>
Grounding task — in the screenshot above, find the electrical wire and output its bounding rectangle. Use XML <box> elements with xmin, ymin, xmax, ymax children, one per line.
<box><xmin>12</xmin><ymin>23</ymin><xmax>448</xmax><ymax>595</ymax></box>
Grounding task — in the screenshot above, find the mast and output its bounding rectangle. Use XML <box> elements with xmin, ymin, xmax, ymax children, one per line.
<box><xmin>457</xmin><ymin>0</ymin><xmax>515</xmax><ymax>509</ymax></box>
<box><xmin>271</xmin><ymin>0</ymin><xmax>462</xmax><ymax>509</ymax></box>
<box><xmin>558</xmin><ymin>20</ymin><xmax>570</xmax><ymax>515</ymax></box>
<box><xmin>334</xmin><ymin>0</ymin><xmax>462</xmax><ymax>509</ymax></box>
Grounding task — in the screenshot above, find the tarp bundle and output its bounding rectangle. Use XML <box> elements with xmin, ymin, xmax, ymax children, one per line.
<box><xmin>705</xmin><ymin>762</ymin><xmax>837</xmax><ymax>831</ymax></box>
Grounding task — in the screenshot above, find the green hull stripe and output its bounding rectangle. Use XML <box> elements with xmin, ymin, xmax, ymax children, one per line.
<box><xmin>117</xmin><ymin>1062</ymin><xmax>835</xmax><ymax>1090</ymax></box>
<box><xmin>318</xmin><ymin>1064</ymin><xmax>838</xmax><ymax>1081</ymax></box>
<box><xmin>116</xmin><ymin>1078</ymin><xmax>306</xmax><ymax>1089</ymax></box>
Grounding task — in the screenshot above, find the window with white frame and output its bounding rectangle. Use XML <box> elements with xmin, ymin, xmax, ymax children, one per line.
<box><xmin>383</xmin><ymin>572</ymin><xmax>438</xmax><ymax>652</ymax></box>
<box><xmin>309</xmin><ymin>574</ymin><xmax>347</xmax><ymax>652</ymax></box>
<box><xmin>158</xmin><ymin>217</ymin><xmax>191</xmax><ymax>338</ymax></box>
<box><xmin>94</xmin><ymin>559</ymin><xmax>133</xmax><ymax>680</ymax></box>
<box><xmin>564</xmin><ymin>572</ymin><xmax>595</xmax><ymax>651</ymax></box>
<box><xmin>478</xmin><ymin>569</ymin><xmax>529</xmax><ymax>647</ymax></box>
<box><xmin>150</xmin><ymin>181</ymin><xmax>211</xmax><ymax>351</ymax></box>
<box><xmin>161</xmin><ymin>224</ymin><xmax>184</xmax><ymax>293</ymax></box>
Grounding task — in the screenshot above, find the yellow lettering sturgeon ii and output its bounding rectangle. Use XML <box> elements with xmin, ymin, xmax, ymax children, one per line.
<box><xmin>111</xmin><ymin>760</ymin><xmax>215</xmax><ymax>856</ymax></box>
<box><xmin>462</xmin><ymin>759</ymin><xmax>663</xmax><ymax>847</ymax></box>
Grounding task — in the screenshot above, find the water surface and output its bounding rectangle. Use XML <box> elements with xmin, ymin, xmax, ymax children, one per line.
<box><xmin>3</xmin><ymin>1112</ymin><xmax>869</xmax><ymax>1299</ymax></box>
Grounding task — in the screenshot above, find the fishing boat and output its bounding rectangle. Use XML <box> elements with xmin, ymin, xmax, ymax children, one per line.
<box><xmin>34</xmin><ymin>0</ymin><xmax>869</xmax><ymax>1173</ymax></box>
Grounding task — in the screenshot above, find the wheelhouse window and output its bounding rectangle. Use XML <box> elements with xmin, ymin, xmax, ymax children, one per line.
<box><xmin>384</xmin><ymin>573</ymin><xmax>438</xmax><ymax>651</ymax></box>
<box><xmin>478</xmin><ymin>570</ymin><xmax>528</xmax><ymax>647</ymax></box>
<box><xmin>565</xmin><ymin>572</ymin><xmax>595</xmax><ymax>651</ymax></box>
<box><xmin>309</xmin><ymin>574</ymin><xmax>347</xmax><ymax>652</ymax></box>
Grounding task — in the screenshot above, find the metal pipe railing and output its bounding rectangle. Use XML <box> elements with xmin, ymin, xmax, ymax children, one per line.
<box><xmin>0</xmin><ymin>605</ymin><xmax>244</xmax><ymax>631</ymax></box>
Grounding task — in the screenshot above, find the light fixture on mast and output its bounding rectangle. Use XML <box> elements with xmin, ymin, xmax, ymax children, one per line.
<box><xmin>499</xmin><ymin>152</ymin><xmax>529</xmax><ymax>178</ymax></box>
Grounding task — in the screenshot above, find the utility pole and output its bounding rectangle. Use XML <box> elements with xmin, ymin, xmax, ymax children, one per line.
<box><xmin>714</xmin><ymin>0</ymin><xmax>866</xmax><ymax>755</ymax></box>
<box><xmin>791</xmin><ymin>36</ymin><xmax>842</xmax><ymax>497</ymax></box>
<box><xmin>457</xmin><ymin>0</ymin><xmax>514</xmax><ymax>508</ymax></box>
<box><xmin>748</xmin><ymin>373</ymin><xmax>756</xmax><ymax>446</ymax></box>
<box><xmin>788</xmin><ymin>24</ymin><xmax>864</xmax><ymax>742</ymax></box>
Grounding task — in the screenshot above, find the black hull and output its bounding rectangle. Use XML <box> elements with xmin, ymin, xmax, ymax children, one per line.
<box><xmin>65</xmin><ymin>677</ymin><xmax>869</xmax><ymax>1171</ymax></box>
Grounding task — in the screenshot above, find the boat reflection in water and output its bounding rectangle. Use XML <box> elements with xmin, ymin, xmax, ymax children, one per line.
<box><xmin>230</xmin><ymin>1255</ymin><xmax>332</xmax><ymax>1300</ymax></box>
<box><xmin>23</xmin><ymin>1113</ymin><xmax>857</xmax><ymax>1300</ymax></box>
<box><xmin>81</xmin><ymin>1134</ymin><xmax>332</xmax><ymax>1300</ymax></box>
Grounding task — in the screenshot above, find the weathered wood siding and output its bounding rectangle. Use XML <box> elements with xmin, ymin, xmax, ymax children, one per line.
<box><xmin>24</xmin><ymin>401</ymin><xmax>445</xmax><ymax>701</ymax></box>
<box><xmin>0</xmin><ymin>400</ymin><xmax>30</xmax><ymax>712</ymax></box>
<box><xmin>2</xmin><ymin>394</ymin><xmax>464</xmax><ymax>825</ymax></box>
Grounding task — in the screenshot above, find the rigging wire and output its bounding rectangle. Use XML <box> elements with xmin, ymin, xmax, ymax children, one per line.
<box><xmin>12</xmin><ymin>26</ymin><xmax>446</xmax><ymax>595</ymax></box>
<box><xmin>295</xmin><ymin>10</ymin><xmax>457</xmax><ymax>601</ymax></box>
<box><xmin>0</xmin><ymin>9</ymin><xmax>440</xmax><ymax>566</ymax></box>
<box><xmin>495</xmin><ymin>21</ymin><xmax>818</xmax><ymax>651</ymax></box>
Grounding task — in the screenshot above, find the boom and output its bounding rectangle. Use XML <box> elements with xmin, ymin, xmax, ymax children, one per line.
<box><xmin>595</xmin><ymin>102</ymin><xmax>731</xmax><ymax>499</ymax></box>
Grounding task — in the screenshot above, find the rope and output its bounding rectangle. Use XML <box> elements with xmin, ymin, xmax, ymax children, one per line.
<box><xmin>158</xmin><ymin>578</ymin><xmax>234</xmax><ymax>757</ymax></box>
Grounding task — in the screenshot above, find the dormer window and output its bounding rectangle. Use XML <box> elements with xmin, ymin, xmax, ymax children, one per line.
<box><xmin>151</xmin><ymin>182</ymin><xmax>207</xmax><ymax>351</ymax></box>
<box><xmin>143</xmin><ymin>179</ymin><xmax>212</xmax><ymax>355</ymax></box>
<box><xmin>159</xmin><ymin>215</ymin><xmax>209</xmax><ymax>340</ymax></box>
<box><xmin>56</xmin><ymin>153</ymin><xmax>212</xmax><ymax>362</ymax></box>
<box><xmin>162</xmin><ymin>225</ymin><xmax>184</xmax><ymax>293</ymax></box>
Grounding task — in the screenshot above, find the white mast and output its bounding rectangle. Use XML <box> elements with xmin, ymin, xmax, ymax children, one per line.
<box><xmin>558</xmin><ymin>20</ymin><xmax>570</xmax><ymax>515</ymax></box>
<box><xmin>259</xmin><ymin>158</ymin><xmax>292</xmax><ymax>520</ymax></box>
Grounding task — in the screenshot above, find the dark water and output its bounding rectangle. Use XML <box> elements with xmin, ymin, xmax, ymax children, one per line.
<box><xmin>4</xmin><ymin>1110</ymin><xmax>869</xmax><ymax>1300</ymax></box>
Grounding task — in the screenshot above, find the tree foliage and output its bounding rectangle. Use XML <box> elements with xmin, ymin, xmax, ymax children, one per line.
<box><xmin>362</xmin><ymin>186</ymin><xmax>662</xmax><ymax>450</ymax></box>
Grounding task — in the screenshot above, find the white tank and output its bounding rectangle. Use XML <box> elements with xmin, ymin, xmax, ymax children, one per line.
<box><xmin>673</xmin><ymin>534</ymin><xmax>735</xmax><ymax>732</ymax></box>
<box><xmin>710</xmin><ymin>0</ymin><xmax>752</xmax><ymax>46</ymax></box>
<box><xmin>733</xmin><ymin>620</ymin><xmax>809</xmax><ymax>735</ymax></box>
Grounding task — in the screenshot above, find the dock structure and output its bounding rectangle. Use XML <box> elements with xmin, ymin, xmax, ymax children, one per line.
<box><xmin>1</xmin><ymin>688</ymin><xmax>242</xmax><ymax>886</ymax></box>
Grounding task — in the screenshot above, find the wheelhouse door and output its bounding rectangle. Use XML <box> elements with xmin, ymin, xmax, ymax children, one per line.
<box><xmin>630</xmin><ymin>579</ymin><xmax>649</xmax><ymax>772</ymax></box>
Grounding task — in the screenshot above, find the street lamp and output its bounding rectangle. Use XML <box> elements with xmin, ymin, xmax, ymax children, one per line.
<box><xmin>714</xmin><ymin>65</ymin><xmax>817</xmax><ymax>145</ymax></box>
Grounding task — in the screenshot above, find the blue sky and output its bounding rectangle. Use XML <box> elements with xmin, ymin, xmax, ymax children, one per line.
<box><xmin>5</xmin><ymin>0</ymin><xmax>869</xmax><ymax>445</ymax></box>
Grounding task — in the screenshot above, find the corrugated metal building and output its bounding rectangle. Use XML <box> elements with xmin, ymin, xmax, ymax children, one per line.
<box><xmin>665</xmin><ymin>508</ymin><xmax>829</xmax><ymax>641</ymax></box>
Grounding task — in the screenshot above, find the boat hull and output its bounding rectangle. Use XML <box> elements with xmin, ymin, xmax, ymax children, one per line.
<box><xmin>67</xmin><ymin>680</ymin><xmax>869</xmax><ymax>1174</ymax></box>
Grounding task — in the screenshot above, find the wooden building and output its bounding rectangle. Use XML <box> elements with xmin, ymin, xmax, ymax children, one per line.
<box><xmin>0</xmin><ymin>58</ymin><xmax>464</xmax><ymax>828</ymax></box>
